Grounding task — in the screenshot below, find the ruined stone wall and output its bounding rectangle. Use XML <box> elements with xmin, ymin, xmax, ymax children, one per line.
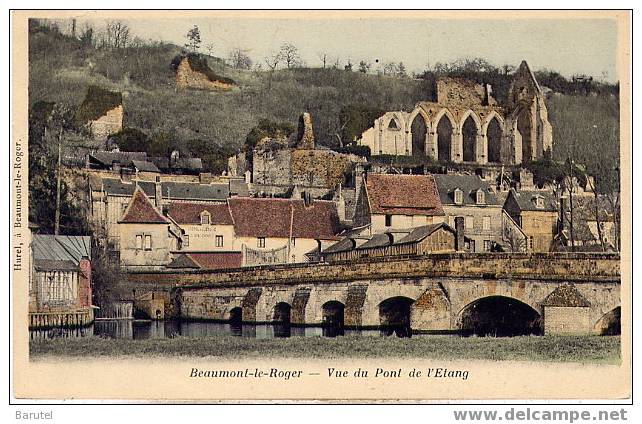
<box><xmin>175</xmin><ymin>57</ymin><xmax>234</xmax><ymax>91</ymax></box>
<box><xmin>290</xmin><ymin>150</ymin><xmax>353</xmax><ymax>188</ymax></box>
<box><xmin>437</xmin><ymin>78</ymin><xmax>497</xmax><ymax>107</ymax></box>
<box><xmin>88</xmin><ymin>105</ymin><xmax>123</xmax><ymax>139</ymax></box>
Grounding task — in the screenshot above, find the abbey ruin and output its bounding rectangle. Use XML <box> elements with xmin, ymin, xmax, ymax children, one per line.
<box><xmin>358</xmin><ymin>61</ymin><xmax>553</xmax><ymax>165</ymax></box>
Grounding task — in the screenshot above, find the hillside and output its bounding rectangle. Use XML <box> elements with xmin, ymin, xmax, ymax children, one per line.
<box><xmin>28</xmin><ymin>21</ymin><xmax>620</xmax><ymax>181</ymax></box>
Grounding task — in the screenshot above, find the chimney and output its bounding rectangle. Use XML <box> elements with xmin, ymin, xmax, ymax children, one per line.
<box><xmin>454</xmin><ymin>217</ymin><xmax>465</xmax><ymax>252</ymax></box>
<box><xmin>120</xmin><ymin>168</ymin><xmax>132</xmax><ymax>183</ymax></box>
<box><xmin>199</xmin><ymin>172</ymin><xmax>212</xmax><ymax>184</ymax></box>
<box><xmin>155</xmin><ymin>176</ymin><xmax>162</xmax><ymax>208</ymax></box>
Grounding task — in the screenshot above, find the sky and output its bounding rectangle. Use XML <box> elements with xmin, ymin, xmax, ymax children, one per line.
<box><xmin>73</xmin><ymin>14</ymin><xmax>619</xmax><ymax>82</ymax></box>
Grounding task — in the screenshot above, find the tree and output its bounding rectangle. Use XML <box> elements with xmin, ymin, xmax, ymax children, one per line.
<box><xmin>358</xmin><ymin>60</ymin><xmax>370</xmax><ymax>73</ymax></box>
<box><xmin>228</xmin><ymin>48</ymin><xmax>253</xmax><ymax>70</ymax></box>
<box><xmin>383</xmin><ymin>62</ymin><xmax>398</xmax><ymax>76</ymax></box>
<box><xmin>185</xmin><ymin>25</ymin><xmax>201</xmax><ymax>53</ymax></box>
<box><xmin>317</xmin><ymin>52</ymin><xmax>328</xmax><ymax>69</ymax></box>
<box><xmin>204</xmin><ymin>42</ymin><xmax>215</xmax><ymax>57</ymax></box>
<box><xmin>344</xmin><ymin>60</ymin><xmax>353</xmax><ymax>72</ymax></box>
<box><xmin>103</xmin><ymin>20</ymin><xmax>130</xmax><ymax>49</ymax></box>
<box><xmin>397</xmin><ymin>62</ymin><xmax>407</xmax><ymax>77</ymax></box>
<box><xmin>278</xmin><ymin>43</ymin><xmax>301</xmax><ymax>69</ymax></box>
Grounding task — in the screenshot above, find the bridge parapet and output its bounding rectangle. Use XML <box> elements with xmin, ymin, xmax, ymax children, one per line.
<box><xmin>126</xmin><ymin>253</ymin><xmax>620</xmax><ymax>289</ymax></box>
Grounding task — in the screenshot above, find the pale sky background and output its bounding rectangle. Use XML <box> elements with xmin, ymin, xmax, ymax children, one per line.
<box><xmin>74</xmin><ymin>15</ymin><xmax>618</xmax><ymax>82</ymax></box>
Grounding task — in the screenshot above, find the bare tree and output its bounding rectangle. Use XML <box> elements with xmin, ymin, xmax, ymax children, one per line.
<box><xmin>383</xmin><ymin>62</ymin><xmax>398</xmax><ymax>76</ymax></box>
<box><xmin>104</xmin><ymin>20</ymin><xmax>130</xmax><ymax>49</ymax></box>
<box><xmin>397</xmin><ymin>62</ymin><xmax>407</xmax><ymax>77</ymax></box>
<box><xmin>228</xmin><ymin>48</ymin><xmax>253</xmax><ymax>70</ymax></box>
<box><xmin>358</xmin><ymin>60</ymin><xmax>371</xmax><ymax>73</ymax></box>
<box><xmin>316</xmin><ymin>52</ymin><xmax>328</xmax><ymax>69</ymax></box>
<box><xmin>279</xmin><ymin>43</ymin><xmax>301</xmax><ymax>69</ymax></box>
<box><xmin>264</xmin><ymin>51</ymin><xmax>282</xmax><ymax>90</ymax></box>
<box><xmin>203</xmin><ymin>42</ymin><xmax>215</xmax><ymax>57</ymax></box>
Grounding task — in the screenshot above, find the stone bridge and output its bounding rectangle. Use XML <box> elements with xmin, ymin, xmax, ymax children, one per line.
<box><xmin>125</xmin><ymin>253</ymin><xmax>621</xmax><ymax>335</ymax></box>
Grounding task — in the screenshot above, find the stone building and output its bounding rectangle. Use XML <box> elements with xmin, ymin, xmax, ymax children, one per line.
<box><xmin>75</xmin><ymin>85</ymin><xmax>123</xmax><ymax>139</ymax></box>
<box><xmin>433</xmin><ymin>174</ymin><xmax>505</xmax><ymax>252</ymax></box>
<box><xmin>503</xmin><ymin>189</ymin><xmax>559</xmax><ymax>252</ymax></box>
<box><xmin>357</xmin><ymin>61</ymin><xmax>552</xmax><ymax>165</ymax></box>
<box><xmin>29</xmin><ymin>235</ymin><xmax>93</xmax><ymax>328</ymax></box>
<box><xmin>88</xmin><ymin>176</ymin><xmax>230</xmax><ymax>250</ymax></box>
<box><xmin>118</xmin><ymin>188</ymin><xmax>174</xmax><ymax>271</ymax></box>
<box><xmin>354</xmin><ymin>173</ymin><xmax>445</xmax><ymax>234</ymax></box>
<box><xmin>115</xmin><ymin>193</ymin><xmax>342</xmax><ymax>269</ymax></box>
<box><xmin>228</xmin><ymin>112</ymin><xmax>366</xmax><ymax>193</ymax></box>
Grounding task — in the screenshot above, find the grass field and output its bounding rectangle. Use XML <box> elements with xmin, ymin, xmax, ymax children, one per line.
<box><xmin>30</xmin><ymin>335</ymin><xmax>621</xmax><ymax>364</ymax></box>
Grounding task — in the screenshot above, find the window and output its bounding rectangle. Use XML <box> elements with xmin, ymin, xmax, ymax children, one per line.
<box><xmin>135</xmin><ymin>235</ymin><xmax>143</xmax><ymax>250</ymax></box>
<box><xmin>200</xmin><ymin>211</ymin><xmax>211</xmax><ymax>225</ymax></box>
<box><xmin>385</xmin><ymin>214</ymin><xmax>392</xmax><ymax>227</ymax></box>
<box><xmin>482</xmin><ymin>216</ymin><xmax>491</xmax><ymax>231</ymax></box>
<box><xmin>183</xmin><ymin>235</ymin><xmax>189</xmax><ymax>248</ymax></box>
<box><xmin>388</xmin><ymin>119</ymin><xmax>399</xmax><ymax>130</ymax></box>
<box><xmin>291</xmin><ymin>237</ymin><xmax>296</xmax><ymax>247</ymax></box>
<box><xmin>257</xmin><ymin>237</ymin><xmax>266</xmax><ymax>248</ymax></box>
<box><xmin>454</xmin><ymin>189</ymin><xmax>463</xmax><ymax>205</ymax></box>
<box><xmin>483</xmin><ymin>240</ymin><xmax>492</xmax><ymax>252</ymax></box>
<box><xmin>468</xmin><ymin>240</ymin><xmax>475</xmax><ymax>252</ymax></box>
<box><xmin>529</xmin><ymin>236</ymin><xmax>534</xmax><ymax>250</ymax></box>
<box><xmin>144</xmin><ymin>235</ymin><xmax>152</xmax><ymax>251</ymax></box>
<box><xmin>465</xmin><ymin>216</ymin><xmax>474</xmax><ymax>230</ymax></box>
<box><xmin>476</xmin><ymin>190</ymin><xmax>485</xmax><ymax>205</ymax></box>
<box><xmin>215</xmin><ymin>235</ymin><xmax>224</xmax><ymax>247</ymax></box>
<box><xmin>535</xmin><ymin>197</ymin><xmax>544</xmax><ymax>209</ymax></box>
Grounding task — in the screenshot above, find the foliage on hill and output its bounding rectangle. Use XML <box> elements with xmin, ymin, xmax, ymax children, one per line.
<box><xmin>244</xmin><ymin>119</ymin><xmax>295</xmax><ymax>150</ymax></box>
<box><xmin>74</xmin><ymin>85</ymin><xmax>122</xmax><ymax>125</ymax></box>
<box><xmin>28</xmin><ymin>20</ymin><xmax>620</xmax><ymax>185</ymax></box>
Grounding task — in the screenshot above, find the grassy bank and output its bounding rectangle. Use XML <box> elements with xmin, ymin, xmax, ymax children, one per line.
<box><xmin>30</xmin><ymin>335</ymin><xmax>620</xmax><ymax>364</ymax></box>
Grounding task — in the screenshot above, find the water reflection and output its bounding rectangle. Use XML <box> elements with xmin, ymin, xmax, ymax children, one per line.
<box><xmin>30</xmin><ymin>320</ymin><xmax>388</xmax><ymax>340</ymax></box>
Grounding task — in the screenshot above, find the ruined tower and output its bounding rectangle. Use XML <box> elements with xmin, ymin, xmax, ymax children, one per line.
<box><xmin>296</xmin><ymin>112</ymin><xmax>315</xmax><ymax>149</ymax></box>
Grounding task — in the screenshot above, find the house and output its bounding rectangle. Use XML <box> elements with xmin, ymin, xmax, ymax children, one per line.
<box><xmin>227</xmin><ymin>197</ymin><xmax>341</xmax><ymax>265</ymax></box>
<box><xmin>433</xmin><ymin>174</ymin><xmax>504</xmax><ymax>252</ymax></box>
<box><xmin>116</xmin><ymin>193</ymin><xmax>342</xmax><ymax>269</ymax></box>
<box><xmin>354</xmin><ymin>173</ymin><xmax>445</xmax><ymax>234</ymax></box>
<box><xmin>321</xmin><ymin>223</ymin><xmax>462</xmax><ymax>263</ymax></box>
<box><xmin>88</xmin><ymin>177</ymin><xmax>229</xmax><ymax>249</ymax></box>
<box><xmin>503</xmin><ymin>189</ymin><xmax>559</xmax><ymax>252</ymax></box>
<box><xmin>558</xmin><ymin>195</ymin><xmax>619</xmax><ymax>251</ymax></box>
<box><xmin>29</xmin><ymin>234</ymin><xmax>93</xmax><ymax>328</ymax></box>
<box><xmin>118</xmin><ymin>187</ymin><xmax>174</xmax><ymax>270</ymax></box>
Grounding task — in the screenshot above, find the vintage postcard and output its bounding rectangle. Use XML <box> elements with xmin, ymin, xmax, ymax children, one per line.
<box><xmin>11</xmin><ymin>10</ymin><xmax>631</xmax><ymax>402</ymax></box>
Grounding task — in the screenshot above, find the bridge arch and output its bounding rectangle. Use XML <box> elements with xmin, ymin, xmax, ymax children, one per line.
<box><xmin>273</xmin><ymin>302</ymin><xmax>292</xmax><ymax>323</ymax></box>
<box><xmin>379</xmin><ymin>296</ymin><xmax>414</xmax><ymax>337</ymax></box>
<box><xmin>456</xmin><ymin>295</ymin><xmax>542</xmax><ymax>336</ymax></box>
<box><xmin>594</xmin><ymin>306</ymin><xmax>621</xmax><ymax>335</ymax></box>
<box><xmin>229</xmin><ymin>306</ymin><xmax>243</xmax><ymax>323</ymax></box>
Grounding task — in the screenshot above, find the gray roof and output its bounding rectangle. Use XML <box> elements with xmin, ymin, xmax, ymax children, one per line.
<box><xmin>162</xmin><ymin>181</ymin><xmax>229</xmax><ymax>200</ymax></box>
<box><xmin>149</xmin><ymin>157</ymin><xmax>203</xmax><ymax>172</ymax></box>
<box><xmin>166</xmin><ymin>254</ymin><xmax>200</xmax><ymax>269</ymax></box>
<box><xmin>433</xmin><ymin>174</ymin><xmax>501</xmax><ymax>206</ymax></box>
<box><xmin>322</xmin><ymin>237</ymin><xmax>356</xmax><ymax>254</ymax></box>
<box><xmin>229</xmin><ymin>178</ymin><xmax>250</xmax><ymax>197</ymax></box>
<box><xmin>509</xmin><ymin>189</ymin><xmax>558</xmax><ymax>212</ymax></box>
<box><xmin>97</xmin><ymin>178</ymin><xmax>229</xmax><ymax>201</ymax></box>
<box><xmin>131</xmin><ymin>160</ymin><xmax>160</xmax><ymax>173</ymax></box>
<box><xmin>31</xmin><ymin>235</ymin><xmax>91</xmax><ymax>267</ymax></box>
<box><xmin>90</xmin><ymin>151</ymin><xmax>147</xmax><ymax>167</ymax></box>
<box><xmin>357</xmin><ymin>233</ymin><xmax>393</xmax><ymax>249</ymax></box>
<box><xmin>396</xmin><ymin>223</ymin><xmax>455</xmax><ymax>244</ymax></box>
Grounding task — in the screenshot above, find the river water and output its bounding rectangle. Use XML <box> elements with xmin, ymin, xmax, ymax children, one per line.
<box><xmin>29</xmin><ymin>320</ymin><xmax>392</xmax><ymax>340</ymax></box>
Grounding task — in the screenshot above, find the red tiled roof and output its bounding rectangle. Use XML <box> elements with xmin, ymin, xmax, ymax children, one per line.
<box><xmin>167</xmin><ymin>202</ymin><xmax>233</xmax><ymax>225</ymax></box>
<box><xmin>228</xmin><ymin>198</ymin><xmax>340</xmax><ymax>239</ymax></box>
<box><xmin>189</xmin><ymin>252</ymin><xmax>242</xmax><ymax>270</ymax></box>
<box><xmin>365</xmin><ymin>174</ymin><xmax>445</xmax><ymax>216</ymax></box>
<box><xmin>119</xmin><ymin>188</ymin><xmax>168</xmax><ymax>224</ymax></box>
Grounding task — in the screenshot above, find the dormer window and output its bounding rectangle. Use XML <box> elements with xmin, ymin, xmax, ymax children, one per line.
<box><xmin>534</xmin><ymin>196</ymin><xmax>544</xmax><ymax>209</ymax></box>
<box><xmin>454</xmin><ymin>188</ymin><xmax>463</xmax><ymax>205</ymax></box>
<box><xmin>476</xmin><ymin>190</ymin><xmax>485</xmax><ymax>205</ymax></box>
<box><xmin>200</xmin><ymin>211</ymin><xmax>211</xmax><ymax>225</ymax></box>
